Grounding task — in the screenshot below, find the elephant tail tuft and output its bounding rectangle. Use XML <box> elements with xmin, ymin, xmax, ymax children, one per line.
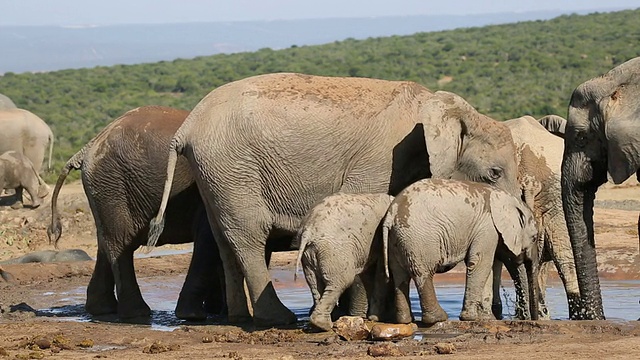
<box><xmin>146</xmin><ymin>135</ymin><xmax>185</xmax><ymax>252</ymax></box>
<box><xmin>47</xmin><ymin>146</ymin><xmax>86</xmax><ymax>248</ymax></box>
<box><xmin>382</xmin><ymin>203</ymin><xmax>397</xmax><ymax>280</ymax></box>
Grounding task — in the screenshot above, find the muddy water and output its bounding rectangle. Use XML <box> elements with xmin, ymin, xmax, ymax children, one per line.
<box><xmin>37</xmin><ymin>268</ymin><xmax>640</xmax><ymax>330</ymax></box>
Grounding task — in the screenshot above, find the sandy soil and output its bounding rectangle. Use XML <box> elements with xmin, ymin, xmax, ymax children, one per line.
<box><xmin>0</xmin><ymin>180</ymin><xmax>639</xmax><ymax>359</ymax></box>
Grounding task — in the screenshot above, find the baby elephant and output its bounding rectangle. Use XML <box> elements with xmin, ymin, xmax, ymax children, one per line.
<box><xmin>295</xmin><ymin>193</ymin><xmax>394</xmax><ymax>331</ymax></box>
<box><xmin>383</xmin><ymin>178</ymin><xmax>539</xmax><ymax>325</ymax></box>
<box><xmin>0</xmin><ymin>150</ymin><xmax>48</xmax><ymax>209</ymax></box>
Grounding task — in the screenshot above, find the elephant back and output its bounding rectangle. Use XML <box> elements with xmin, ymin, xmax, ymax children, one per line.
<box><xmin>0</xmin><ymin>93</ymin><xmax>17</xmax><ymax>110</ymax></box>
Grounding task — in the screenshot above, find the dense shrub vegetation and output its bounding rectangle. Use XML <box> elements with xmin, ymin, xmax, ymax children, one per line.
<box><xmin>1</xmin><ymin>9</ymin><xmax>639</xmax><ymax>181</ymax></box>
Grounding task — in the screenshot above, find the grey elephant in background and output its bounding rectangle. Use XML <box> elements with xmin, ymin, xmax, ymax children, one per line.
<box><xmin>0</xmin><ymin>150</ymin><xmax>49</xmax><ymax>209</ymax></box>
<box><xmin>0</xmin><ymin>249</ymin><xmax>92</xmax><ymax>264</ymax></box>
<box><xmin>0</xmin><ymin>93</ymin><xmax>17</xmax><ymax>110</ymax></box>
<box><xmin>561</xmin><ymin>56</ymin><xmax>640</xmax><ymax>320</ymax></box>
<box><xmin>383</xmin><ymin>178</ymin><xmax>539</xmax><ymax>325</ymax></box>
<box><xmin>294</xmin><ymin>192</ymin><xmax>394</xmax><ymax>331</ymax></box>
<box><xmin>48</xmin><ymin>105</ymin><xmax>225</xmax><ymax>320</ymax></box>
<box><xmin>149</xmin><ymin>72</ymin><xmax>521</xmax><ymax>326</ymax></box>
<box><xmin>0</xmin><ymin>108</ymin><xmax>54</xmax><ymax>174</ymax></box>
<box><xmin>488</xmin><ymin>115</ymin><xmax>580</xmax><ymax>320</ymax></box>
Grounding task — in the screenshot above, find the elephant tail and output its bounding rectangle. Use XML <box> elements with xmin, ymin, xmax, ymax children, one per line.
<box><xmin>293</xmin><ymin>229</ymin><xmax>310</xmax><ymax>282</ymax></box>
<box><xmin>382</xmin><ymin>203</ymin><xmax>397</xmax><ymax>280</ymax></box>
<box><xmin>47</xmin><ymin>129</ymin><xmax>54</xmax><ymax>171</ymax></box>
<box><xmin>47</xmin><ymin>147</ymin><xmax>86</xmax><ymax>248</ymax></box>
<box><xmin>147</xmin><ymin>134</ymin><xmax>185</xmax><ymax>251</ymax></box>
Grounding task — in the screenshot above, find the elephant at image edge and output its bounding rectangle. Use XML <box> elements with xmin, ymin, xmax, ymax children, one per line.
<box><xmin>0</xmin><ymin>108</ymin><xmax>54</xmax><ymax>174</ymax></box>
<box><xmin>148</xmin><ymin>72</ymin><xmax>521</xmax><ymax>326</ymax></box>
<box><xmin>489</xmin><ymin>115</ymin><xmax>580</xmax><ymax>320</ymax></box>
<box><xmin>382</xmin><ymin>179</ymin><xmax>540</xmax><ymax>325</ymax></box>
<box><xmin>561</xmin><ymin>56</ymin><xmax>640</xmax><ymax>320</ymax></box>
<box><xmin>48</xmin><ymin>105</ymin><xmax>225</xmax><ymax>320</ymax></box>
<box><xmin>0</xmin><ymin>150</ymin><xmax>49</xmax><ymax>209</ymax></box>
<box><xmin>0</xmin><ymin>93</ymin><xmax>17</xmax><ymax>110</ymax></box>
<box><xmin>293</xmin><ymin>192</ymin><xmax>394</xmax><ymax>331</ymax></box>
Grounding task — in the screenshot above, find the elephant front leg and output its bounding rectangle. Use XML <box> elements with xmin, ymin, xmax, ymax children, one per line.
<box><xmin>112</xmin><ymin>248</ymin><xmax>151</xmax><ymax>319</ymax></box>
<box><xmin>85</xmin><ymin>247</ymin><xmax>118</xmax><ymax>316</ymax></box>
<box><xmin>460</xmin><ymin>254</ymin><xmax>494</xmax><ymax>322</ymax></box>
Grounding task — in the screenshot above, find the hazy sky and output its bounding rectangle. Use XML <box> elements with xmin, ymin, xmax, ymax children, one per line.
<box><xmin>2</xmin><ymin>0</ymin><xmax>639</xmax><ymax>26</ymax></box>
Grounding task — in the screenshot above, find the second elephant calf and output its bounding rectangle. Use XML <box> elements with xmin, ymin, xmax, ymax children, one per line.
<box><xmin>294</xmin><ymin>192</ymin><xmax>394</xmax><ymax>331</ymax></box>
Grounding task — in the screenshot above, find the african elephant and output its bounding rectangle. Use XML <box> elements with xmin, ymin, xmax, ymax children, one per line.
<box><xmin>148</xmin><ymin>73</ymin><xmax>521</xmax><ymax>326</ymax></box>
<box><xmin>47</xmin><ymin>105</ymin><xmax>225</xmax><ymax>320</ymax></box>
<box><xmin>293</xmin><ymin>192</ymin><xmax>394</xmax><ymax>331</ymax></box>
<box><xmin>0</xmin><ymin>249</ymin><xmax>92</xmax><ymax>264</ymax></box>
<box><xmin>488</xmin><ymin>115</ymin><xmax>580</xmax><ymax>320</ymax></box>
<box><xmin>0</xmin><ymin>93</ymin><xmax>17</xmax><ymax>110</ymax></box>
<box><xmin>0</xmin><ymin>150</ymin><xmax>48</xmax><ymax>209</ymax></box>
<box><xmin>382</xmin><ymin>178</ymin><xmax>539</xmax><ymax>325</ymax></box>
<box><xmin>561</xmin><ymin>56</ymin><xmax>640</xmax><ymax>320</ymax></box>
<box><xmin>0</xmin><ymin>108</ymin><xmax>54</xmax><ymax>174</ymax></box>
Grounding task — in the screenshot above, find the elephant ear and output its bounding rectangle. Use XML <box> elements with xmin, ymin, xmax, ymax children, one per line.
<box><xmin>537</xmin><ymin>115</ymin><xmax>567</xmax><ymax>138</ymax></box>
<box><xmin>419</xmin><ymin>91</ymin><xmax>464</xmax><ymax>178</ymax></box>
<box><xmin>489</xmin><ymin>191</ymin><xmax>527</xmax><ymax>256</ymax></box>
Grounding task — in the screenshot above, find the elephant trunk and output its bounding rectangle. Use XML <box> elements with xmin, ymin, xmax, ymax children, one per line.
<box><xmin>525</xmin><ymin>245</ymin><xmax>539</xmax><ymax>321</ymax></box>
<box><xmin>561</xmin><ymin>151</ymin><xmax>606</xmax><ymax>320</ymax></box>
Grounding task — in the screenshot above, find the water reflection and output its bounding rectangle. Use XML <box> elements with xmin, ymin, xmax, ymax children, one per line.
<box><xmin>34</xmin><ymin>269</ymin><xmax>640</xmax><ymax>329</ymax></box>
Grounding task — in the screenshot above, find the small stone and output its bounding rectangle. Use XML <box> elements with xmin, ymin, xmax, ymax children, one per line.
<box><xmin>318</xmin><ymin>334</ymin><xmax>339</xmax><ymax>346</ymax></box>
<box><xmin>34</xmin><ymin>338</ymin><xmax>50</xmax><ymax>350</ymax></box>
<box><xmin>28</xmin><ymin>351</ymin><xmax>44</xmax><ymax>359</ymax></box>
<box><xmin>332</xmin><ymin>316</ymin><xmax>370</xmax><ymax>341</ymax></box>
<box><xmin>367</xmin><ymin>342</ymin><xmax>405</xmax><ymax>357</ymax></box>
<box><xmin>434</xmin><ymin>342</ymin><xmax>456</xmax><ymax>354</ymax></box>
<box><xmin>369</xmin><ymin>323</ymin><xmax>418</xmax><ymax>341</ymax></box>
<box><xmin>0</xmin><ymin>347</ymin><xmax>7</xmax><ymax>356</ymax></box>
<box><xmin>202</xmin><ymin>336</ymin><xmax>213</xmax><ymax>343</ymax></box>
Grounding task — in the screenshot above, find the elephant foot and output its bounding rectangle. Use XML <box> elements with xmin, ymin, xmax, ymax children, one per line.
<box><xmin>175</xmin><ymin>299</ymin><xmax>207</xmax><ymax>321</ymax></box>
<box><xmin>253</xmin><ymin>310</ymin><xmax>298</xmax><ymax>327</ymax></box>
<box><xmin>492</xmin><ymin>302</ymin><xmax>503</xmax><ymax>320</ymax></box>
<box><xmin>252</xmin><ymin>298</ymin><xmax>298</xmax><ymax>327</ymax></box>
<box><xmin>422</xmin><ymin>308</ymin><xmax>448</xmax><ymax>326</ymax></box>
<box><xmin>396</xmin><ymin>310</ymin><xmax>414</xmax><ymax>324</ymax></box>
<box><xmin>117</xmin><ymin>301</ymin><xmax>152</xmax><ymax>319</ymax></box>
<box><xmin>38</xmin><ymin>184</ymin><xmax>50</xmax><ymax>198</ymax></box>
<box><xmin>566</xmin><ymin>293</ymin><xmax>582</xmax><ymax>320</ymax></box>
<box><xmin>10</xmin><ymin>201</ymin><xmax>23</xmax><ymax>210</ymax></box>
<box><xmin>85</xmin><ymin>297</ymin><xmax>118</xmax><ymax>316</ymax></box>
<box><xmin>228</xmin><ymin>314</ymin><xmax>254</xmax><ymax>324</ymax></box>
<box><xmin>310</xmin><ymin>313</ymin><xmax>333</xmax><ymax>332</ymax></box>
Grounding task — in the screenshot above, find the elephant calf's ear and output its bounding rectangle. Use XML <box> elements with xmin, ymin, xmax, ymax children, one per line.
<box><xmin>489</xmin><ymin>191</ymin><xmax>524</xmax><ymax>256</ymax></box>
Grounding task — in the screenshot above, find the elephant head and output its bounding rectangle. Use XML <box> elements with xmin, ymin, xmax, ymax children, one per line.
<box><xmin>422</xmin><ymin>91</ymin><xmax>520</xmax><ymax>198</ymax></box>
<box><xmin>490</xmin><ymin>191</ymin><xmax>540</xmax><ymax>320</ymax></box>
<box><xmin>561</xmin><ymin>56</ymin><xmax>640</xmax><ymax>320</ymax></box>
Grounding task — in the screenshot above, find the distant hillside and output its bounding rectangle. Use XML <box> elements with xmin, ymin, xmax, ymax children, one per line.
<box><xmin>0</xmin><ymin>8</ymin><xmax>630</xmax><ymax>74</ymax></box>
<box><xmin>0</xmin><ymin>9</ymin><xmax>639</xmax><ymax>181</ymax></box>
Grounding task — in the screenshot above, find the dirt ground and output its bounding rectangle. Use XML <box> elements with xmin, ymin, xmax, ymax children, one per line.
<box><xmin>1</xmin><ymin>180</ymin><xmax>640</xmax><ymax>359</ymax></box>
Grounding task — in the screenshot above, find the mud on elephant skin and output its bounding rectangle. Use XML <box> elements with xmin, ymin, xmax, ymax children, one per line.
<box><xmin>0</xmin><ymin>150</ymin><xmax>49</xmax><ymax>209</ymax></box>
<box><xmin>293</xmin><ymin>192</ymin><xmax>394</xmax><ymax>331</ymax></box>
<box><xmin>383</xmin><ymin>179</ymin><xmax>539</xmax><ymax>326</ymax></box>
<box><xmin>561</xmin><ymin>56</ymin><xmax>640</xmax><ymax>320</ymax></box>
<box><xmin>48</xmin><ymin>105</ymin><xmax>225</xmax><ymax>321</ymax></box>
<box><xmin>149</xmin><ymin>72</ymin><xmax>521</xmax><ymax>327</ymax></box>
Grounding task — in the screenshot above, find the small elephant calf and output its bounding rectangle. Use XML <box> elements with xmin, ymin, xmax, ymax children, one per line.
<box><xmin>383</xmin><ymin>178</ymin><xmax>540</xmax><ymax>325</ymax></box>
<box><xmin>294</xmin><ymin>192</ymin><xmax>394</xmax><ymax>331</ymax></box>
<box><xmin>0</xmin><ymin>150</ymin><xmax>48</xmax><ymax>209</ymax></box>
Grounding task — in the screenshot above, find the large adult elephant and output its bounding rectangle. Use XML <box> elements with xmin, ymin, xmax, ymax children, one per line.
<box><xmin>561</xmin><ymin>56</ymin><xmax>640</xmax><ymax>320</ymax></box>
<box><xmin>0</xmin><ymin>108</ymin><xmax>54</xmax><ymax>174</ymax></box>
<box><xmin>491</xmin><ymin>115</ymin><xmax>579</xmax><ymax>320</ymax></box>
<box><xmin>48</xmin><ymin>105</ymin><xmax>224</xmax><ymax>320</ymax></box>
<box><xmin>148</xmin><ymin>73</ymin><xmax>521</xmax><ymax>326</ymax></box>
<box><xmin>0</xmin><ymin>93</ymin><xmax>17</xmax><ymax>110</ymax></box>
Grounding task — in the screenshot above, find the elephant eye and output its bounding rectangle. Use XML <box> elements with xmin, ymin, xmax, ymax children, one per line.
<box><xmin>487</xmin><ymin>167</ymin><xmax>503</xmax><ymax>182</ymax></box>
<box><xmin>574</xmin><ymin>132</ymin><xmax>588</xmax><ymax>147</ymax></box>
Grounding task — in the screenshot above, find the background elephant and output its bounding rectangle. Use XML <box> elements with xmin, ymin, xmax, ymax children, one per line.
<box><xmin>149</xmin><ymin>73</ymin><xmax>521</xmax><ymax>326</ymax></box>
<box><xmin>0</xmin><ymin>150</ymin><xmax>48</xmax><ymax>209</ymax></box>
<box><xmin>48</xmin><ymin>105</ymin><xmax>225</xmax><ymax>320</ymax></box>
<box><xmin>0</xmin><ymin>93</ymin><xmax>17</xmax><ymax>110</ymax></box>
<box><xmin>0</xmin><ymin>249</ymin><xmax>92</xmax><ymax>264</ymax></box>
<box><xmin>0</xmin><ymin>108</ymin><xmax>54</xmax><ymax>174</ymax></box>
<box><xmin>488</xmin><ymin>115</ymin><xmax>580</xmax><ymax>320</ymax></box>
<box><xmin>382</xmin><ymin>179</ymin><xmax>539</xmax><ymax>325</ymax></box>
<box><xmin>293</xmin><ymin>192</ymin><xmax>394</xmax><ymax>331</ymax></box>
<box><xmin>561</xmin><ymin>56</ymin><xmax>640</xmax><ymax>320</ymax></box>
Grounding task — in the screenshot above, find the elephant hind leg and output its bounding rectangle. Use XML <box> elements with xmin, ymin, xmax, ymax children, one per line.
<box><xmin>10</xmin><ymin>186</ymin><xmax>24</xmax><ymax>209</ymax></box>
<box><xmin>310</xmin><ymin>278</ymin><xmax>352</xmax><ymax>331</ymax></box>
<box><xmin>414</xmin><ymin>272</ymin><xmax>448</xmax><ymax>325</ymax></box>
<box><xmin>85</xmin><ymin>247</ymin><xmax>118</xmax><ymax>315</ymax></box>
